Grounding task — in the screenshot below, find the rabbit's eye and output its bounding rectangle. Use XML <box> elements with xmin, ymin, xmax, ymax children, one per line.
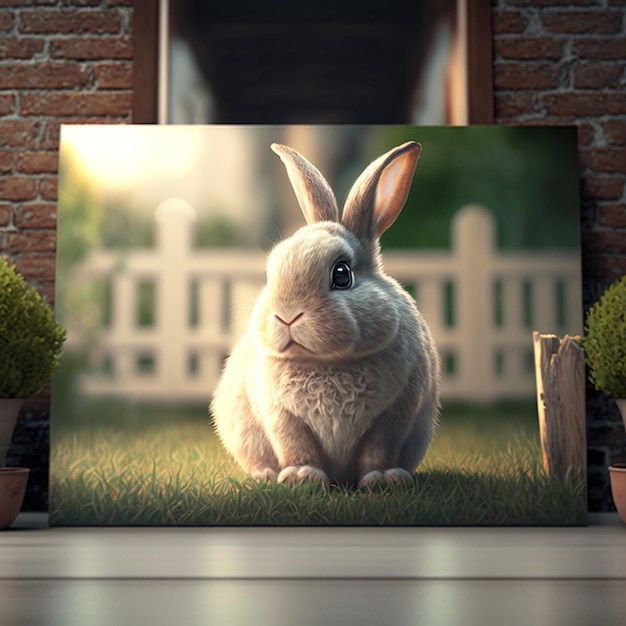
<box><xmin>331</xmin><ymin>261</ymin><xmax>353</xmax><ymax>290</ymax></box>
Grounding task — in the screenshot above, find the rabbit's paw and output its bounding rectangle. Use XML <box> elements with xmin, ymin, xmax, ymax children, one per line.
<box><xmin>278</xmin><ymin>465</ymin><xmax>330</xmax><ymax>488</ymax></box>
<box><xmin>358</xmin><ymin>468</ymin><xmax>414</xmax><ymax>490</ymax></box>
<box><xmin>250</xmin><ymin>467</ymin><xmax>278</xmax><ymax>482</ymax></box>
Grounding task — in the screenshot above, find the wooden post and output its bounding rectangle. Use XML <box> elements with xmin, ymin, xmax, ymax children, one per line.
<box><xmin>454</xmin><ymin>205</ymin><xmax>495</xmax><ymax>402</ymax></box>
<box><xmin>533</xmin><ymin>332</ymin><xmax>586</xmax><ymax>479</ymax></box>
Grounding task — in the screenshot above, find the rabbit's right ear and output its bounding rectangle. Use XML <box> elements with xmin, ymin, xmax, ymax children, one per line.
<box><xmin>271</xmin><ymin>143</ymin><xmax>339</xmax><ymax>225</ymax></box>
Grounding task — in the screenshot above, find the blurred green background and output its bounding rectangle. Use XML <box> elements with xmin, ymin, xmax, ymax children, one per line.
<box><xmin>58</xmin><ymin>125</ymin><xmax>579</xmax><ymax>268</ymax></box>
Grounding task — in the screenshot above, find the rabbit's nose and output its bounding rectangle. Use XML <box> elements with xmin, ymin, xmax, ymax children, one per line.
<box><xmin>274</xmin><ymin>311</ymin><xmax>304</xmax><ymax>327</ymax></box>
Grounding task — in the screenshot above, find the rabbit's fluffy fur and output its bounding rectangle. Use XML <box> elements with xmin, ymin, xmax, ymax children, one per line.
<box><xmin>212</xmin><ymin>141</ymin><xmax>440</xmax><ymax>489</ymax></box>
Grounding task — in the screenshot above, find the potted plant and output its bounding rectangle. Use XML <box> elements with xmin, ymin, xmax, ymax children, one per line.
<box><xmin>584</xmin><ymin>275</ymin><xmax>626</xmax><ymax>522</ymax></box>
<box><xmin>0</xmin><ymin>257</ymin><xmax>66</xmax><ymax>528</ymax></box>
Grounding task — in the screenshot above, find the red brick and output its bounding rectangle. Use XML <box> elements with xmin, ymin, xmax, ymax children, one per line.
<box><xmin>543</xmin><ymin>92</ymin><xmax>626</xmax><ymax>117</ymax></box>
<box><xmin>18</xmin><ymin>9</ymin><xmax>122</xmax><ymax>35</ymax></box>
<box><xmin>573</xmin><ymin>62</ymin><xmax>623</xmax><ymax>89</ymax></box>
<box><xmin>492</xmin><ymin>10</ymin><xmax>530</xmax><ymax>34</ymax></box>
<box><xmin>39</xmin><ymin>176</ymin><xmax>57</xmax><ymax>201</ymax></box>
<box><xmin>494</xmin><ymin>62</ymin><xmax>562</xmax><ymax>90</ymax></box>
<box><xmin>15</xmin><ymin>151</ymin><xmax>58</xmax><ymax>174</ymax></box>
<box><xmin>0</xmin><ymin>36</ymin><xmax>46</xmax><ymax>59</ymax></box>
<box><xmin>0</xmin><ymin>175</ymin><xmax>37</xmax><ymax>201</ymax></box>
<box><xmin>0</xmin><ymin>120</ymin><xmax>42</xmax><ymax>148</ymax></box>
<box><xmin>13</xmin><ymin>253</ymin><xmax>56</xmax><ymax>285</ymax></box>
<box><xmin>603</xmin><ymin>120</ymin><xmax>626</xmax><ymax>146</ymax></box>
<box><xmin>93</xmin><ymin>62</ymin><xmax>132</xmax><ymax>89</ymax></box>
<box><xmin>0</xmin><ymin>9</ymin><xmax>14</xmax><ymax>31</ymax></box>
<box><xmin>580</xmin><ymin>148</ymin><xmax>626</xmax><ymax>174</ymax></box>
<box><xmin>36</xmin><ymin>283</ymin><xmax>55</xmax><ymax>306</ymax></box>
<box><xmin>0</xmin><ymin>150</ymin><xmax>14</xmax><ymax>172</ymax></box>
<box><xmin>575</xmin><ymin>122</ymin><xmax>596</xmax><ymax>148</ymax></box>
<box><xmin>0</xmin><ymin>94</ymin><xmax>16</xmax><ymax>116</ymax></box>
<box><xmin>13</xmin><ymin>202</ymin><xmax>57</xmax><ymax>229</ymax></box>
<box><xmin>581</xmin><ymin>175</ymin><xmax>624</xmax><ymax>201</ymax></box>
<box><xmin>494</xmin><ymin>37</ymin><xmax>564</xmax><ymax>60</ymax></box>
<box><xmin>8</xmin><ymin>230</ymin><xmax>56</xmax><ymax>253</ymax></box>
<box><xmin>497</xmin><ymin>114</ymin><xmax>581</xmax><ymax>127</ymax></box>
<box><xmin>572</xmin><ymin>38</ymin><xmax>626</xmax><ymax>60</ymax></box>
<box><xmin>0</xmin><ymin>62</ymin><xmax>91</xmax><ymax>89</ymax></box>
<box><xmin>0</xmin><ymin>203</ymin><xmax>11</xmax><ymax>227</ymax></box>
<box><xmin>597</xmin><ymin>204</ymin><xmax>626</xmax><ymax>228</ymax></box>
<box><xmin>583</xmin><ymin>230</ymin><xmax>626</xmax><ymax>254</ymax></box>
<box><xmin>20</xmin><ymin>92</ymin><xmax>132</xmax><ymax>117</ymax></box>
<box><xmin>494</xmin><ymin>92</ymin><xmax>541</xmax><ymax>117</ymax></box>
<box><xmin>541</xmin><ymin>10</ymin><xmax>624</xmax><ymax>34</ymax></box>
<box><xmin>0</xmin><ymin>1</ymin><xmax>57</xmax><ymax>6</ymax></box>
<box><xmin>50</xmin><ymin>36</ymin><xmax>132</xmax><ymax>60</ymax></box>
<box><xmin>69</xmin><ymin>0</ymin><xmax>107</xmax><ymax>6</ymax></box>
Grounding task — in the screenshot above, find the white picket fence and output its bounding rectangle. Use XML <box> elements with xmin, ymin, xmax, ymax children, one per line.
<box><xmin>70</xmin><ymin>198</ymin><xmax>582</xmax><ymax>403</ymax></box>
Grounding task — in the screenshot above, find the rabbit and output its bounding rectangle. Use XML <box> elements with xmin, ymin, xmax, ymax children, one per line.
<box><xmin>211</xmin><ymin>140</ymin><xmax>440</xmax><ymax>489</ymax></box>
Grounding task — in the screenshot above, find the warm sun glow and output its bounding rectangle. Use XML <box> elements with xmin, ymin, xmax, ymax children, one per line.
<box><xmin>61</xmin><ymin>125</ymin><xmax>203</xmax><ymax>190</ymax></box>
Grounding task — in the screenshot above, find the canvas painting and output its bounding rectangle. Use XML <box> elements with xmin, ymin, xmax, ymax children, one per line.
<box><xmin>50</xmin><ymin>124</ymin><xmax>586</xmax><ymax>526</ymax></box>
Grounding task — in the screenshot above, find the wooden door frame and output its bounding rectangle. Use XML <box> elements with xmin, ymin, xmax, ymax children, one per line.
<box><xmin>131</xmin><ymin>0</ymin><xmax>493</xmax><ymax>125</ymax></box>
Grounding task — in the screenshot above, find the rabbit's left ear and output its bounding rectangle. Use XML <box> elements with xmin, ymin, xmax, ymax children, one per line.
<box><xmin>342</xmin><ymin>142</ymin><xmax>420</xmax><ymax>240</ymax></box>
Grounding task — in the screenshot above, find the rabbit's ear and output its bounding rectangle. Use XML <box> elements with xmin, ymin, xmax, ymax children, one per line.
<box><xmin>342</xmin><ymin>142</ymin><xmax>420</xmax><ymax>240</ymax></box>
<box><xmin>271</xmin><ymin>143</ymin><xmax>339</xmax><ymax>225</ymax></box>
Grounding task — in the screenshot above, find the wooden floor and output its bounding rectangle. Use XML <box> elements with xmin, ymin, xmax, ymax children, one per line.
<box><xmin>1</xmin><ymin>513</ymin><xmax>625</xmax><ymax>626</ymax></box>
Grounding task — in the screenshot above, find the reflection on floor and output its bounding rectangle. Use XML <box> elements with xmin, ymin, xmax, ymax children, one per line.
<box><xmin>1</xmin><ymin>513</ymin><xmax>625</xmax><ymax>626</ymax></box>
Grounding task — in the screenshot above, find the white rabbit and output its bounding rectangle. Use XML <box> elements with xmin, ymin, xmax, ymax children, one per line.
<box><xmin>212</xmin><ymin>140</ymin><xmax>440</xmax><ymax>489</ymax></box>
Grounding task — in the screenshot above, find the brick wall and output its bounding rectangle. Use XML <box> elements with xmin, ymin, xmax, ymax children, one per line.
<box><xmin>0</xmin><ymin>0</ymin><xmax>625</xmax><ymax>512</ymax></box>
<box><xmin>492</xmin><ymin>0</ymin><xmax>626</xmax><ymax>283</ymax></box>
<box><xmin>0</xmin><ymin>0</ymin><xmax>132</xmax><ymax>297</ymax></box>
<box><xmin>0</xmin><ymin>0</ymin><xmax>133</xmax><ymax>510</ymax></box>
<box><xmin>492</xmin><ymin>0</ymin><xmax>626</xmax><ymax>511</ymax></box>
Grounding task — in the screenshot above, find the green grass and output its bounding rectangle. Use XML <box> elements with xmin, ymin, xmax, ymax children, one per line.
<box><xmin>49</xmin><ymin>401</ymin><xmax>587</xmax><ymax>526</ymax></box>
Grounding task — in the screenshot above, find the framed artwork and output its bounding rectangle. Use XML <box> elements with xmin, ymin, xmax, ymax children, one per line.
<box><xmin>132</xmin><ymin>0</ymin><xmax>494</xmax><ymax>125</ymax></box>
<box><xmin>51</xmin><ymin>124</ymin><xmax>585</xmax><ymax>526</ymax></box>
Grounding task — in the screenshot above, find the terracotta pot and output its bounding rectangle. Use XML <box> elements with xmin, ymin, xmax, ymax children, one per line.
<box><xmin>0</xmin><ymin>398</ymin><xmax>24</xmax><ymax>467</ymax></box>
<box><xmin>608</xmin><ymin>400</ymin><xmax>626</xmax><ymax>523</ymax></box>
<box><xmin>0</xmin><ymin>467</ymin><xmax>30</xmax><ymax>530</ymax></box>
<box><xmin>609</xmin><ymin>463</ymin><xmax>626</xmax><ymax>524</ymax></box>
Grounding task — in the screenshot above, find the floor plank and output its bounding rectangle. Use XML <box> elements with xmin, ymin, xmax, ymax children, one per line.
<box><xmin>1</xmin><ymin>513</ymin><xmax>625</xmax><ymax>580</ymax></box>
<box><xmin>1</xmin><ymin>579</ymin><xmax>625</xmax><ymax>626</ymax></box>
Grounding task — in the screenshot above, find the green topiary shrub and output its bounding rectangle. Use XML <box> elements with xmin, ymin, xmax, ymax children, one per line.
<box><xmin>0</xmin><ymin>257</ymin><xmax>66</xmax><ymax>398</ymax></box>
<box><xmin>584</xmin><ymin>276</ymin><xmax>626</xmax><ymax>398</ymax></box>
